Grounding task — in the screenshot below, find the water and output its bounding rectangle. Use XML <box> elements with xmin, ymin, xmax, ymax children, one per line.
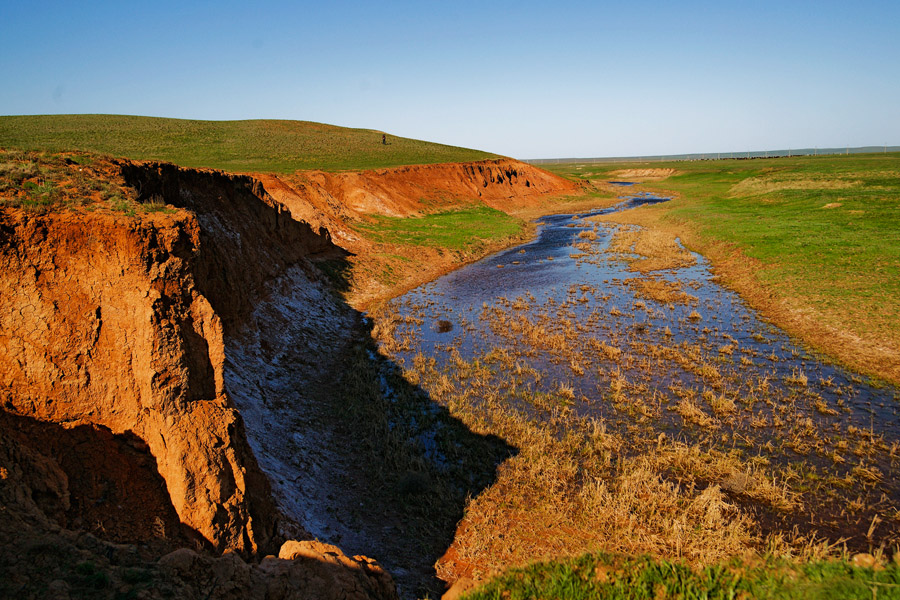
<box><xmin>379</xmin><ymin>194</ymin><xmax>900</xmax><ymax>545</ymax></box>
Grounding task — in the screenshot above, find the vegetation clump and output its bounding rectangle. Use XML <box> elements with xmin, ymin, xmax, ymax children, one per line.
<box><xmin>0</xmin><ymin>148</ymin><xmax>171</xmax><ymax>215</ymax></box>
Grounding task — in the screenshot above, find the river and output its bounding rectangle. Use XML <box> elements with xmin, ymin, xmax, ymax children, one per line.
<box><xmin>376</xmin><ymin>190</ymin><xmax>900</xmax><ymax>550</ymax></box>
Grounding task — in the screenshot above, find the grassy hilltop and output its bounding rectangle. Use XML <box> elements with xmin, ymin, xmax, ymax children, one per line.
<box><xmin>0</xmin><ymin>114</ymin><xmax>498</xmax><ymax>173</ymax></box>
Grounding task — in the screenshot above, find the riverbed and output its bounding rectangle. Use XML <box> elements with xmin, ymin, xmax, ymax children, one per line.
<box><xmin>375</xmin><ymin>191</ymin><xmax>900</xmax><ymax>559</ymax></box>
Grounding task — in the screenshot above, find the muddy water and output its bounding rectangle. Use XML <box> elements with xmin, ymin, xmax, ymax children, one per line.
<box><xmin>382</xmin><ymin>193</ymin><xmax>900</xmax><ymax>545</ymax></box>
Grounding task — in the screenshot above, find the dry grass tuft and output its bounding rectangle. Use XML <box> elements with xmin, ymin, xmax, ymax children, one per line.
<box><xmin>653</xmin><ymin>444</ymin><xmax>798</xmax><ymax>511</ymax></box>
<box><xmin>673</xmin><ymin>398</ymin><xmax>718</xmax><ymax>428</ymax></box>
<box><xmin>704</xmin><ymin>390</ymin><xmax>737</xmax><ymax>417</ymax></box>
<box><xmin>729</xmin><ymin>175</ymin><xmax>860</xmax><ymax>198</ymax></box>
<box><xmin>600</xmin><ymin>225</ymin><xmax>696</xmax><ymax>272</ymax></box>
<box><xmin>624</xmin><ymin>277</ymin><xmax>698</xmax><ymax>306</ymax></box>
<box><xmin>784</xmin><ymin>369</ymin><xmax>809</xmax><ymax>387</ymax></box>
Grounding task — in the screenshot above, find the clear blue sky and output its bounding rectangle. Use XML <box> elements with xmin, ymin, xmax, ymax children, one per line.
<box><xmin>2</xmin><ymin>1</ymin><xmax>898</xmax><ymax>159</ymax></box>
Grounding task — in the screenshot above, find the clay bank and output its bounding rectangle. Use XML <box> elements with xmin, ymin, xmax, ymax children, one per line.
<box><xmin>0</xmin><ymin>153</ymin><xmax>575</xmax><ymax>599</ymax></box>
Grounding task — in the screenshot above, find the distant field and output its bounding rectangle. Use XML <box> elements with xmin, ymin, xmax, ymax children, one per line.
<box><xmin>0</xmin><ymin>114</ymin><xmax>498</xmax><ymax>173</ymax></box>
<box><xmin>545</xmin><ymin>153</ymin><xmax>900</xmax><ymax>382</ymax></box>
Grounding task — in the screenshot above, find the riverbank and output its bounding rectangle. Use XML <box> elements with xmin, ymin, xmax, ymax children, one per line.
<box><xmin>369</xmin><ymin>193</ymin><xmax>900</xmax><ymax>593</ymax></box>
<box><xmin>544</xmin><ymin>155</ymin><xmax>900</xmax><ymax>386</ymax></box>
<box><xmin>0</xmin><ymin>147</ymin><xmax>590</xmax><ymax>600</ymax></box>
<box><xmin>338</xmin><ymin>188</ymin><xmax>619</xmax><ymax>311</ymax></box>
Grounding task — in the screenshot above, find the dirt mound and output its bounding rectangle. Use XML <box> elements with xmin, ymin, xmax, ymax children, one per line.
<box><xmin>609</xmin><ymin>168</ymin><xmax>676</xmax><ymax>180</ymax></box>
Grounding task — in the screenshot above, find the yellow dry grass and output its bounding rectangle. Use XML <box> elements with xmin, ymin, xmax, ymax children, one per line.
<box><xmin>437</xmin><ymin>411</ymin><xmax>759</xmax><ymax>581</ymax></box>
<box><xmin>624</xmin><ymin>277</ymin><xmax>698</xmax><ymax>306</ymax></box>
<box><xmin>609</xmin><ymin>168</ymin><xmax>677</xmax><ymax>181</ymax></box>
<box><xmin>728</xmin><ymin>176</ymin><xmax>860</xmax><ymax>198</ymax></box>
<box><xmin>599</xmin><ymin>224</ymin><xmax>696</xmax><ymax>272</ymax></box>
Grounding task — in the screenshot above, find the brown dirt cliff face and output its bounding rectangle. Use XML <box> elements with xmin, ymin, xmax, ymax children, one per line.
<box><xmin>0</xmin><ymin>163</ymin><xmax>335</xmax><ymax>555</ymax></box>
<box><xmin>257</xmin><ymin>159</ymin><xmax>578</xmax><ymax>248</ymax></box>
<box><xmin>0</xmin><ymin>156</ymin><xmax>572</xmax><ymax>598</ymax></box>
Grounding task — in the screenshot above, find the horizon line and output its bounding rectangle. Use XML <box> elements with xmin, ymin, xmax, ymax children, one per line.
<box><xmin>523</xmin><ymin>145</ymin><xmax>900</xmax><ymax>164</ymax></box>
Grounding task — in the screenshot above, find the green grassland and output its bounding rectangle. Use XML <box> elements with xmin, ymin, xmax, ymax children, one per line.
<box><xmin>0</xmin><ymin>114</ymin><xmax>498</xmax><ymax>173</ymax></box>
<box><xmin>545</xmin><ymin>153</ymin><xmax>900</xmax><ymax>382</ymax></box>
<box><xmin>355</xmin><ymin>205</ymin><xmax>524</xmax><ymax>251</ymax></box>
<box><xmin>466</xmin><ymin>553</ymin><xmax>900</xmax><ymax>600</ymax></box>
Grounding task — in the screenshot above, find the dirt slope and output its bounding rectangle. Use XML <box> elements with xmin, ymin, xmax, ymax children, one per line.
<box><xmin>257</xmin><ymin>159</ymin><xmax>578</xmax><ymax>250</ymax></box>
<box><xmin>0</xmin><ymin>182</ymin><xmax>289</xmax><ymax>554</ymax></box>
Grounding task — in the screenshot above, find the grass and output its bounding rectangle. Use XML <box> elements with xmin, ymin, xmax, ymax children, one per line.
<box><xmin>0</xmin><ymin>148</ymin><xmax>169</xmax><ymax>215</ymax></box>
<box><xmin>546</xmin><ymin>153</ymin><xmax>900</xmax><ymax>384</ymax></box>
<box><xmin>344</xmin><ymin>205</ymin><xmax>536</xmax><ymax>306</ymax></box>
<box><xmin>0</xmin><ymin>114</ymin><xmax>498</xmax><ymax>174</ymax></box>
<box><xmin>355</xmin><ymin>205</ymin><xmax>524</xmax><ymax>251</ymax></box>
<box><xmin>465</xmin><ymin>552</ymin><xmax>900</xmax><ymax>600</ymax></box>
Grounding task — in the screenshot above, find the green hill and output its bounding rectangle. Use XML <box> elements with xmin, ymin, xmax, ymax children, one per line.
<box><xmin>0</xmin><ymin>114</ymin><xmax>498</xmax><ymax>173</ymax></box>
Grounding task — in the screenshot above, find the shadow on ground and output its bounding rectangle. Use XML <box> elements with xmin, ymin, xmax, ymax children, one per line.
<box><xmin>303</xmin><ymin>256</ymin><xmax>518</xmax><ymax>599</ymax></box>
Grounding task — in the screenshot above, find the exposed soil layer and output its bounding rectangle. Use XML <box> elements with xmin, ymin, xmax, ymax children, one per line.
<box><xmin>0</xmin><ymin>176</ymin><xmax>295</xmax><ymax>556</ymax></box>
<box><xmin>0</xmin><ymin>153</ymin><xmax>577</xmax><ymax>598</ymax></box>
<box><xmin>0</xmin><ymin>410</ymin><xmax>193</xmax><ymax>549</ymax></box>
<box><xmin>257</xmin><ymin>159</ymin><xmax>578</xmax><ymax>248</ymax></box>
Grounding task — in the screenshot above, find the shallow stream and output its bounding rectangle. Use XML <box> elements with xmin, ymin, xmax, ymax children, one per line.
<box><xmin>380</xmin><ymin>191</ymin><xmax>900</xmax><ymax>545</ymax></box>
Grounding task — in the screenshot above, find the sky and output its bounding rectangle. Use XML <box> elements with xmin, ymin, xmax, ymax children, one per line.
<box><xmin>1</xmin><ymin>0</ymin><xmax>898</xmax><ymax>159</ymax></box>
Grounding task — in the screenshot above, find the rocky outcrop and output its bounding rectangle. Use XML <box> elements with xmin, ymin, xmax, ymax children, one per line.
<box><xmin>156</xmin><ymin>541</ymin><xmax>398</xmax><ymax>600</ymax></box>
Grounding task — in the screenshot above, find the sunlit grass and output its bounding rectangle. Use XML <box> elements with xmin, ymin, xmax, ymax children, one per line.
<box><xmin>355</xmin><ymin>205</ymin><xmax>523</xmax><ymax>251</ymax></box>
<box><xmin>465</xmin><ymin>552</ymin><xmax>900</xmax><ymax>600</ymax></box>
<box><xmin>0</xmin><ymin>114</ymin><xmax>497</xmax><ymax>173</ymax></box>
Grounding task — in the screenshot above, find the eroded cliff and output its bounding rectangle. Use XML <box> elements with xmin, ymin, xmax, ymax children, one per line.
<box><xmin>0</xmin><ymin>201</ymin><xmax>278</xmax><ymax>555</ymax></box>
<box><xmin>257</xmin><ymin>158</ymin><xmax>579</xmax><ymax>248</ymax></box>
<box><xmin>0</xmin><ymin>152</ymin><xmax>576</xmax><ymax>598</ymax></box>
